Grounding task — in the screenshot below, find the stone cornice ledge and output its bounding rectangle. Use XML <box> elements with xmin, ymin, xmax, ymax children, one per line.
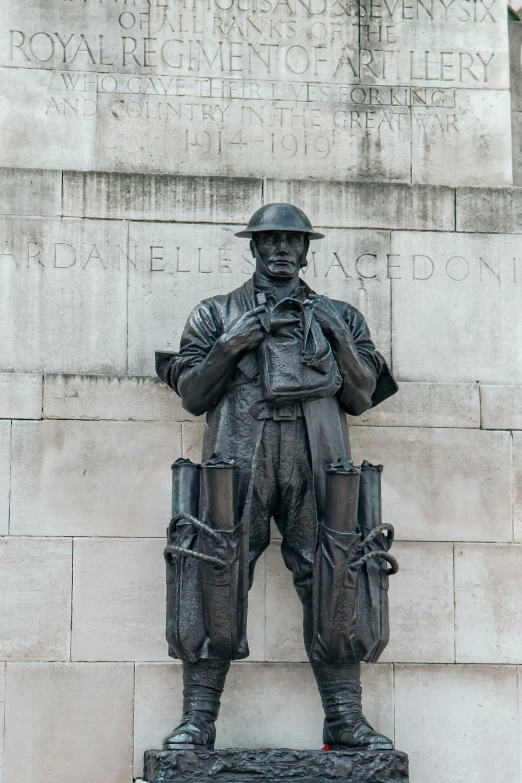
<box><xmin>2</xmin><ymin>167</ymin><xmax>522</xmax><ymax>232</ymax></box>
<box><xmin>61</xmin><ymin>171</ymin><xmax>456</xmax><ymax>230</ymax></box>
<box><xmin>456</xmin><ymin>187</ymin><xmax>522</xmax><ymax>233</ymax></box>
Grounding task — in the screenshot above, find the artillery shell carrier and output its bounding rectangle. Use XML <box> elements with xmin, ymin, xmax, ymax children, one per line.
<box><xmin>165</xmin><ymin>456</ymin><xmax>249</xmax><ymax>662</ymax></box>
<box><xmin>165</xmin><ymin>455</ymin><xmax>397</xmax><ymax>665</ymax></box>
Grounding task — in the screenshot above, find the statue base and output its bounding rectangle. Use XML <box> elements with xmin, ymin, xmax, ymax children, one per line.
<box><xmin>143</xmin><ymin>747</ymin><xmax>409</xmax><ymax>783</ymax></box>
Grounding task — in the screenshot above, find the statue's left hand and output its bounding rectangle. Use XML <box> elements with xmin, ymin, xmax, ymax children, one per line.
<box><xmin>312</xmin><ymin>297</ymin><xmax>350</xmax><ymax>341</ymax></box>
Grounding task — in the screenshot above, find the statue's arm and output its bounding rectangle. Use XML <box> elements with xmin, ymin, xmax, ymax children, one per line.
<box><xmin>176</xmin><ymin>339</ymin><xmax>243</xmax><ymax>416</ymax></box>
<box><xmin>332</xmin><ymin>309</ymin><xmax>382</xmax><ymax>416</ymax></box>
<box><xmin>313</xmin><ymin>298</ymin><xmax>395</xmax><ymax>416</ymax></box>
<box><xmin>164</xmin><ymin>302</ymin><xmax>236</xmax><ymax>416</ymax></box>
<box><xmin>158</xmin><ymin>300</ymin><xmax>266</xmax><ymax>417</ymax></box>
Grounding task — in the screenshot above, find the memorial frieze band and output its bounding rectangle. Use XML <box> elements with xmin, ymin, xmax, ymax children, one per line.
<box><xmin>0</xmin><ymin>0</ymin><xmax>510</xmax><ymax>181</ymax></box>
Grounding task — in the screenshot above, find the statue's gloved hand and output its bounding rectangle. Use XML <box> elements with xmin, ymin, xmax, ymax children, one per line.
<box><xmin>311</xmin><ymin>296</ymin><xmax>351</xmax><ymax>342</ymax></box>
<box><xmin>219</xmin><ymin>305</ymin><xmax>267</xmax><ymax>357</ymax></box>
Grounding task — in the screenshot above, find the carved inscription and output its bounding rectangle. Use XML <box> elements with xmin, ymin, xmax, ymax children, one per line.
<box><xmin>1</xmin><ymin>235</ymin><xmax>519</xmax><ymax>284</ymax></box>
<box><xmin>0</xmin><ymin>236</ymin><xmax>125</xmax><ymax>270</ymax></box>
<box><xmin>5</xmin><ymin>0</ymin><xmax>501</xmax><ymax>87</ymax></box>
<box><xmin>0</xmin><ymin>0</ymin><xmax>507</xmax><ymax>176</ymax></box>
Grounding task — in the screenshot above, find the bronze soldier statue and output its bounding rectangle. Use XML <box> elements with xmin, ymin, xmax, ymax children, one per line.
<box><xmin>156</xmin><ymin>204</ymin><xmax>398</xmax><ymax>753</ymax></box>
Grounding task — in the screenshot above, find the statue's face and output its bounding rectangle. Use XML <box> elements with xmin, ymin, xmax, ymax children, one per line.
<box><xmin>254</xmin><ymin>231</ymin><xmax>306</xmax><ymax>279</ymax></box>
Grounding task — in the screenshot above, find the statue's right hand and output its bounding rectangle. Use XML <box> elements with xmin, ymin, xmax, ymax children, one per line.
<box><xmin>219</xmin><ymin>305</ymin><xmax>267</xmax><ymax>355</ymax></box>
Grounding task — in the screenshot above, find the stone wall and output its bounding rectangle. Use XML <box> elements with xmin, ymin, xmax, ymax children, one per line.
<box><xmin>0</xmin><ymin>0</ymin><xmax>513</xmax><ymax>185</ymax></box>
<box><xmin>1</xmin><ymin>0</ymin><xmax>520</xmax><ymax>780</ymax></box>
<box><xmin>1</xmin><ymin>171</ymin><xmax>522</xmax><ymax>783</ymax></box>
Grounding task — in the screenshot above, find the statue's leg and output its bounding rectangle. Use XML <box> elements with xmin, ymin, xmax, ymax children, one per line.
<box><xmin>163</xmin><ymin>659</ymin><xmax>230</xmax><ymax>750</ymax></box>
<box><xmin>277</xmin><ymin>418</ymin><xmax>393</xmax><ymax>750</ymax></box>
<box><xmin>248</xmin><ymin>419</ymin><xmax>279</xmax><ymax>587</ymax></box>
<box><xmin>276</xmin><ymin>418</ymin><xmax>316</xmax><ymax>653</ymax></box>
<box><xmin>310</xmin><ymin>661</ymin><xmax>393</xmax><ymax>750</ymax></box>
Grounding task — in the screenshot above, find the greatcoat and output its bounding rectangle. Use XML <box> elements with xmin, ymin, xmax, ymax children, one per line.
<box><xmin>156</xmin><ymin>276</ymin><xmax>397</xmax><ymax>535</ymax></box>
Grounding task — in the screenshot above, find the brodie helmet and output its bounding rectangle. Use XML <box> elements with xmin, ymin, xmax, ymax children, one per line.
<box><xmin>235</xmin><ymin>203</ymin><xmax>325</xmax><ymax>240</ymax></box>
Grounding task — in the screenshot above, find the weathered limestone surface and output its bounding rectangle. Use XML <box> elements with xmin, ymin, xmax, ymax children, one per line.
<box><xmin>133</xmin><ymin>663</ymin><xmax>394</xmax><ymax>777</ymax></box>
<box><xmin>513</xmin><ymin>433</ymin><xmax>522</xmax><ymax>541</ymax></box>
<box><xmin>0</xmin><ymin>373</ymin><xmax>42</xmax><ymax>419</ymax></box>
<box><xmin>480</xmin><ymin>385</ymin><xmax>522</xmax><ymax>429</ymax></box>
<box><xmin>38</xmin><ymin>374</ymin><xmax>489</xmax><ymax>430</ymax></box>
<box><xmin>62</xmin><ymin>171</ymin><xmax>263</xmax><ymax>224</ymax></box>
<box><xmin>0</xmin><ymin>663</ymin><xmax>5</xmax><ymax>783</ymax></box>
<box><xmin>72</xmin><ymin>538</ymin><xmax>168</xmax><ymax>662</ymax></box>
<box><xmin>510</xmin><ymin>20</ymin><xmax>522</xmax><ymax>184</ymax></box>
<box><xmin>245</xmin><ymin>554</ymin><xmax>267</xmax><ymax>663</ymax></box>
<box><xmin>390</xmin><ymin>231</ymin><xmax>522</xmax><ymax>384</ymax></box>
<box><xmin>365</xmin><ymin>14</ymin><xmax>508</xmax><ymax>89</ymax></box>
<box><xmin>348</xmin><ymin>382</ymin><xmax>480</xmax><ymax>428</ymax></box>
<box><xmin>509</xmin><ymin>113</ymin><xmax>521</xmax><ymax>182</ymax></box>
<box><xmin>457</xmin><ymin>187</ymin><xmax>522</xmax><ymax>233</ymax></box>
<box><xmin>411</xmin><ymin>90</ymin><xmax>512</xmax><ymax>186</ymax></box>
<box><xmin>349</xmin><ymin>427</ymin><xmax>512</xmax><ymax>542</ymax></box>
<box><xmin>0</xmin><ymin>66</ymin><xmax>98</xmax><ymax>171</ymax></box>
<box><xmin>64</xmin><ymin>175</ymin><xmax>454</xmax><ymax>230</ymax></box>
<box><xmin>0</xmin><ymin>0</ymin><xmax>512</xmax><ymax>185</ymax></box>
<box><xmin>10</xmin><ymin>420</ymin><xmax>182</xmax><ymax>536</ymax></box>
<box><xmin>394</xmin><ymin>665</ymin><xmax>519</xmax><ymax>783</ymax></box>
<box><xmin>266</xmin><ymin>181</ymin><xmax>455</xmax><ymax>231</ymax></box>
<box><xmin>0</xmin><ymin>216</ymin><xmax>128</xmax><ymax>375</ymax></box>
<box><xmin>128</xmin><ymin>223</ymin><xmax>391</xmax><ymax>375</ymax></box>
<box><xmin>0</xmin><ymin>168</ymin><xmax>61</xmax><ymax>217</ymax></box>
<box><xmin>454</xmin><ymin>544</ymin><xmax>522</xmax><ymax>663</ymax></box>
<box><xmin>0</xmin><ymin>421</ymin><xmax>11</xmax><ymax>535</ymax></box>
<box><xmin>3</xmin><ymin>663</ymin><xmax>134</xmax><ymax>783</ymax></box>
<box><xmin>0</xmin><ymin>538</ymin><xmax>72</xmax><ymax>661</ymax></box>
<box><xmin>43</xmin><ymin>373</ymin><xmax>195</xmax><ymax>422</ymax></box>
<box><xmin>265</xmin><ymin>543</ymin><xmax>306</xmax><ymax>662</ymax></box>
<box><xmin>182</xmin><ymin>422</ymin><xmax>206</xmax><ymax>463</ymax></box>
<box><xmin>379</xmin><ymin>543</ymin><xmax>454</xmax><ymax>663</ymax></box>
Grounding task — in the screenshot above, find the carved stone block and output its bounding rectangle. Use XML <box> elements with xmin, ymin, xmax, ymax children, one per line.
<box><xmin>390</xmin><ymin>231</ymin><xmax>522</xmax><ymax>384</ymax></box>
<box><xmin>10</xmin><ymin>420</ymin><xmax>181</xmax><ymax>536</ymax></box>
<box><xmin>143</xmin><ymin>748</ymin><xmax>409</xmax><ymax>783</ymax></box>
<box><xmin>0</xmin><ymin>215</ymin><xmax>128</xmax><ymax>375</ymax></box>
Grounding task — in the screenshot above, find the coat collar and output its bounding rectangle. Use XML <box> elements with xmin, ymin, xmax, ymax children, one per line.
<box><xmin>239</xmin><ymin>275</ymin><xmax>316</xmax><ymax>304</ymax></box>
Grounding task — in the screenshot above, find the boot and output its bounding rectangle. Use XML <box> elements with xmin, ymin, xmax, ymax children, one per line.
<box><xmin>311</xmin><ymin>661</ymin><xmax>393</xmax><ymax>751</ymax></box>
<box><xmin>163</xmin><ymin>659</ymin><xmax>230</xmax><ymax>750</ymax></box>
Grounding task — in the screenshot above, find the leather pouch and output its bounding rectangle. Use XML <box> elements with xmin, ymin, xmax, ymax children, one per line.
<box><xmin>259</xmin><ymin>298</ymin><xmax>342</xmax><ymax>403</ymax></box>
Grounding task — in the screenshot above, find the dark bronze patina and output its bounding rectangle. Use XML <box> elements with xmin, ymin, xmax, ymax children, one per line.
<box><xmin>144</xmin><ymin>747</ymin><xmax>409</xmax><ymax>783</ymax></box>
<box><xmin>156</xmin><ymin>203</ymin><xmax>400</xmax><ymax>761</ymax></box>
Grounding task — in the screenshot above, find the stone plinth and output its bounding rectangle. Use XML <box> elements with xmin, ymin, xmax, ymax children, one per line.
<box><xmin>143</xmin><ymin>748</ymin><xmax>409</xmax><ymax>783</ymax></box>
